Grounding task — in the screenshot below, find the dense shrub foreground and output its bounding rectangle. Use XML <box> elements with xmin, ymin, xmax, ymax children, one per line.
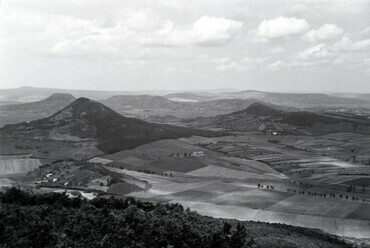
<box><xmin>0</xmin><ymin>188</ymin><xmax>354</xmax><ymax>248</ymax></box>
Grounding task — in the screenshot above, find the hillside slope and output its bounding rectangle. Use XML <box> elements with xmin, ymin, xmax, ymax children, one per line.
<box><xmin>0</xmin><ymin>93</ymin><xmax>76</xmax><ymax>127</ymax></box>
<box><xmin>0</xmin><ymin>98</ymin><xmax>220</xmax><ymax>157</ymax></box>
<box><xmin>187</xmin><ymin>102</ymin><xmax>370</xmax><ymax>135</ymax></box>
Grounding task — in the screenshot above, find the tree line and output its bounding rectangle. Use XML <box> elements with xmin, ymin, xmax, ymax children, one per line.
<box><xmin>0</xmin><ymin>188</ymin><xmax>355</xmax><ymax>248</ymax></box>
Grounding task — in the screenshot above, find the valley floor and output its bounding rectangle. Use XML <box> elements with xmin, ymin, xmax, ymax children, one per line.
<box><xmin>1</xmin><ymin>132</ymin><xmax>370</xmax><ymax>245</ymax></box>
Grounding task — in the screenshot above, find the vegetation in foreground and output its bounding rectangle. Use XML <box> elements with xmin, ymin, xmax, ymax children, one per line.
<box><xmin>0</xmin><ymin>188</ymin><xmax>355</xmax><ymax>248</ymax></box>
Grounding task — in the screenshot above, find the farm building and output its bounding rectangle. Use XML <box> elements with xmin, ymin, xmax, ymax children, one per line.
<box><xmin>191</xmin><ymin>151</ymin><xmax>204</xmax><ymax>157</ymax></box>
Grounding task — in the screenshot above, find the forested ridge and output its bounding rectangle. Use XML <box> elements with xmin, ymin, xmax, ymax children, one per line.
<box><xmin>0</xmin><ymin>188</ymin><xmax>354</xmax><ymax>248</ymax></box>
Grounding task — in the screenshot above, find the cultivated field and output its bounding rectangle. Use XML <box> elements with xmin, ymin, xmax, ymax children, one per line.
<box><xmin>97</xmin><ymin>135</ymin><xmax>370</xmax><ymax>242</ymax></box>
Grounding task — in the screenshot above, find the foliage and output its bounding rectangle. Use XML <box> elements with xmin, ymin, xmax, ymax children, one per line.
<box><xmin>0</xmin><ymin>188</ymin><xmax>354</xmax><ymax>248</ymax></box>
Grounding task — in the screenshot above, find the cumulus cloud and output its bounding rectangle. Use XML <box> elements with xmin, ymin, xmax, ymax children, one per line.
<box><xmin>331</xmin><ymin>36</ymin><xmax>353</xmax><ymax>51</ymax></box>
<box><xmin>298</xmin><ymin>43</ymin><xmax>333</xmax><ymax>60</ymax></box>
<box><xmin>293</xmin><ymin>35</ymin><xmax>369</xmax><ymax>71</ymax></box>
<box><xmin>332</xmin><ymin>36</ymin><xmax>370</xmax><ymax>52</ymax></box>
<box><xmin>142</xmin><ymin>16</ymin><xmax>243</xmax><ymax>46</ymax></box>
<box><xmin>303</xmin><ymin>24</ymin><xmax>343</xmax><ymax>42</ymax></box>
<box><xmin>191</xmin><ymin>16</ymin><xmax>243</xmax><ymax>45</ymax></box>
<box><xmin>351</xmin><ymin>39</ymin><xmax>370</xmax><ymax>52</ymax></box>
<box><xmin>255</xmin><ymin>17</ymin><xmax>309</xmax><ymax>42</ymax></box>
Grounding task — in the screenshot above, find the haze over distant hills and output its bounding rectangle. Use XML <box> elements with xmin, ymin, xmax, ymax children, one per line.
<box><xmin>1</xmin><ymin>87</ymin><xmax>370</xmax><ymax>111</ymax></box>
<box><xmin>164</xmin><ymin>90</ymin><xmax>370</xmax><ymax>109</ymax></box>
<box><xmin>0</xmin><ymin>86</ymin><xmax>178</xmax><ymax>104</ymax></box>
<box><xmin>1</xmin><ymin>87</ymin><xmax>370</xmax><ymax>128</ymax></box>
<box><xmin>101</xmin><ymin>94</ymin><xmax>258</xmax><ymax>119</ymax></box>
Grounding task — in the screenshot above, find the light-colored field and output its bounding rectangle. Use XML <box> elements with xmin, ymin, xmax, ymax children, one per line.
<box><xmin>105</xmin><ymin>150</ymin><xmax>369</xmax><ymax>240</ymax></box>
<box><xmin>0</xmin><ymin>157</ymin><xmax>41</xmax><ymax>175</ymax></box>
<box><xmin>135</xmin><ymin>157</ymin><xmax>207</xmax><ymax>173</ymax></box>
<box><xmin>0</xmin><ymin>138</ymin><xmax>104</xmax><ymax>160</ymax></box>
<box><xmin>0</xmin><ymin>178</ymin><xmax>15</xmax><ymax>187</ymax></box>
<box><xmin>219</xmin><ymin>157</ymin><xmax>279</xmax><ymax>174</ymax></box>
<box><xmin>267</xmin><ymin>195</ymin><xmax>362</xmax><ymax>218</ymax></box>
<box><xmin>211</xmin><ymin>189</ymin><xmax>291</xmax><ymax>209</ymax></box>
<box><xmin>100</xmin><ymin>134</ymin><xmax>370</xmax><ymax>241</ymax></box>
<box><xmin>175</xmin><ymin>200</ymin><xmax>370</xmax><ymax>239</ymax></box>
<box><xmin>187</xmin><ymin>165</ymin><xmax>263</xmax><ymax>179</ymax></box>
<box><xmin>88</xmin><ymin>157</ymin><xmax>113</xmax><ymax>164</ymax></box>
<box><xmin>103</xmin><ymin>139</ymin><xmax>216</xmax><ymax>160</ymax></box>
<box><xmin>316</xmin><ymin>161</ymin><xmax>359</xmax><ymax>168</ymax></box>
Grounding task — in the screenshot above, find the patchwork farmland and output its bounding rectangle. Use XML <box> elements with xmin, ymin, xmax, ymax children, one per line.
<box><xmin>90</xmin><ymin>137</ymin><xmax>370</xmax><ymax>241</ymax></box>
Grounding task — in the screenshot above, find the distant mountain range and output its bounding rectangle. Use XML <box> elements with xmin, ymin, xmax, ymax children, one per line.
<box><xmin>164</xmin><ymin>90</ymin><xmax>370</xmax><ymax>109</ymax></box>
<box><xmin>0</xmin><ymin>86</ymin><xmax>178</xmax><ymax>104</ymax></box>
<box><xmin>1</xmin><ymin>87</ymin><xmax>369</xmax><ymax>110</ymax></box>
<box><xmin>0</xmin><ymin>97</ymin><xmax>220</xmax><ymax>159</ymax></box>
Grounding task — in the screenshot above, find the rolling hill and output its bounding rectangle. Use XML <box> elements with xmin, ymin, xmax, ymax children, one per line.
<box><xmin>0</xmin><ymin>93</ymin><xmax>77</xmax><ymax>128</ymax></box>
<box><xmin>0</xmin><ymin>97</ymin><xmax>221</xmax><ymax>158</ymax></box>
<box><xmin>187</xmin><ymin>102</ymin><xmax>370</xmax><ymax>135</ymax></box>
<box><xmin>163</xmin><ymin>90</ymin><xmax>370</xmax><ymax>109</ymax></box>
<box><xmin>220</xmin><ymin>90</ymin><xmax>370</xmax><ymax>109</ymax></box>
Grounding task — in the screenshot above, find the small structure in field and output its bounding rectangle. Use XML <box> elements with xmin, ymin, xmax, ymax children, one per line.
<box><xmin>191</xmin><ymin>151</ymin><xmax>204</xmax><ymax>157</ymax></box>
<box><xmin>34</xmin><ymin>179</ymin><xmax>48</xmax><ymax>184</ymax></box>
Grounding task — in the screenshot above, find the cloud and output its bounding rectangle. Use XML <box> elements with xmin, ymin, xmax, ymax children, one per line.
<box><xmin>361</xmin><ymin>26</ymin><xmax>370</xmax><ymax>37</ymax></box>
<box><xmin>141</xmin><ymin>16</ymin><xmax>243</xmax><ymax>46</ymax></box>
<box><xmin>191</xmin><ymin>16</ymin><xmax>243</xmax><ymax>45</ymax></box>
<box><xmin>124</xmin><ymin>9</ymin><xmax>164</xmax><ymax>31</ymax></box>
<box><xmin>194</xmin><ymin>55</ymin><xmax>253</xmax><ymax>72</ymax></box>
<box><xmin>298</xmin><ymin>43</ymin><xmax>333</xmax><ymax>60</ymax></box>
<box><xmin>255</xmin><ymin>17</ymin><xmax>309</xmax><ymax>42</ymax></box>
<box><xmin>292</xmin><ymin>35</ymin><xmax>369</xmax><ymax>71</ymax></box>
<box><xmin>350</xmin><ymin>39</ymin><xmax>370</xmax><ymax>52</ymax></box>
<box><xmin>303</xmin><ymin>24</ymin><xmax>343</xmax><ymax>42</ymax></box>
<box><xmin>332</xmin><ymin>36</ymin><xmax>370</xmax><ymax>52</ymax></box>
<box><xmin>331</xmin><ymin>36</ymin><xmax>353</xmax><ymax>51</ymax></box>
<box><xmin>285</xmin><ymin>4</ymin><xmax>309</xmax><ymax>15</ymax></box>
<box><xmin>216</xmin><ymin>62</ymin><xmax>245</xmax><ymax>72</ymax></box>
<box><xmin>266</xmin><ymin>60</ymin><xmax>283</xmax><ymax>71</ymax></box>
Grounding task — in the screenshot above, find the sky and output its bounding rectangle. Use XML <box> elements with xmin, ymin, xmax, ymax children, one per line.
<box><xmin>0</xmin><ymin>0</ymin><xmax>369</xmax><ymax>93</ymax></box>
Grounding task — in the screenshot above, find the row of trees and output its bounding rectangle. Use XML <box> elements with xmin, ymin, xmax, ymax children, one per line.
<box><xmin>286</xmin><ymin>189</ymin><xmax>366</xmax><ymax>202</ymax></box>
